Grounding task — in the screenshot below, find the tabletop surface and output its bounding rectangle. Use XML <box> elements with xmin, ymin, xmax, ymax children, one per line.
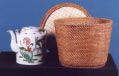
<box><xmin>0</xmin><ymin>52</ymin><xmax>118</xmax><ymax>76</ymax></box>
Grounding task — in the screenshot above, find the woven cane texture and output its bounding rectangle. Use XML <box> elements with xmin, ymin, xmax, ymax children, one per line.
<box><xmin>40</xmin><ymin>3</ymin><xmax>90</xmax><ymax>35</ymax></box>
<box><xmin>54</xmin><ymin>17</ymin><xmax>112</xmax><ymax>68</ymax></box>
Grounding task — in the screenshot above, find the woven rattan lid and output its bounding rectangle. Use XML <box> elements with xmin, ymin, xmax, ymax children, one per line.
<box><xmin>40</xmin><ymin>3</ymin><xmax>90</xmax><ymax>35</ymax></box>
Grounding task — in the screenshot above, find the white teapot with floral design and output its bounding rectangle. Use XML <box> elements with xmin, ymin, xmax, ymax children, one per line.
<box><xmin>8</xmin><ymin>26</ymin><xmax>46</xmax><ymax>65</ymax></box>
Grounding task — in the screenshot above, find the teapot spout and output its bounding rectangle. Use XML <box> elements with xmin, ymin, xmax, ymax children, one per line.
<box><xmin>7</xmin><ymin>30</ymin><xmax>19</xmax><ymax>53</ymax></box>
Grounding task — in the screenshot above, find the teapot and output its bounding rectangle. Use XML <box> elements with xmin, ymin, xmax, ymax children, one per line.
<box><xmin>7</xmin><ymin>26</ymin><xmax>46</xmax><ymax>65</ymax></box>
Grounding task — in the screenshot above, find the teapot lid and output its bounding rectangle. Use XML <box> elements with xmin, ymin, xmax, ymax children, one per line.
<box><xmin>21</xmin><ymin>26</ymin><xmax>39</xmax><ymax>33</ymax></box>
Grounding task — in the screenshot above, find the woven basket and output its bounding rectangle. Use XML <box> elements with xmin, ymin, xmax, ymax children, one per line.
<box><xmin>40</xmin><ymin>3</ymin><xmax>90</xmax><ymax>35</ymax></box>
<box><xmin>54</xmin><ymin>17</ymin><xmax>112</xmax><ymax>68</ymax></box>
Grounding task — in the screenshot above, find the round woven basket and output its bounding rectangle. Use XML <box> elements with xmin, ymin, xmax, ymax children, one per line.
<box><xmin>54</xmin><ymin>17</ymin><xmax>112</xmax><ymax>68</ymax></box>
<box><xmin>40</xmin><ymin>3</ymin><xmax>90</xmax><ymax>35</ymax></box>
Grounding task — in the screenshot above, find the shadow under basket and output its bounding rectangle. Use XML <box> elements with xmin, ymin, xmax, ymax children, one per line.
<box><xmin>54</xmin><ymin>17</ymin><xmax>112</xmax><ymax>68</ymax></box>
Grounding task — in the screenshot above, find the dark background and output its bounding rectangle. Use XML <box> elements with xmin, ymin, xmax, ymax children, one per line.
<box><xmin>0</xmin><ymin>0</ymin><xmax>118</xmax><ymax>74</ymax></box>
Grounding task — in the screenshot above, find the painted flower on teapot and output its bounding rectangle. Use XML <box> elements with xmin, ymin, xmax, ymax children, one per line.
<box><xmin>8</xmin><ymin>26</ymin><xmax>46</xmax><ymax>65</ymax></box>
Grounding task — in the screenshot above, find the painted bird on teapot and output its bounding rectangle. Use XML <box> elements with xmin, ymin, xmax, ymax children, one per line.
<box><xmin>8</xmin><ymin>26</ymin><xmax>46</xmax><ymax>65</ymax></box>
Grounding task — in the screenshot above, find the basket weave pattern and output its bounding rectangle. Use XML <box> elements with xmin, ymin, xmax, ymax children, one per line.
<box><xmin>55</xmin><ymin>18</ymin><xmax>112</xmax><ymax>68</ymax></box>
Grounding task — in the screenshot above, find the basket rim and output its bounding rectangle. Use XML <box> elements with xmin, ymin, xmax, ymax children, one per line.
<box><xmin>40</xmin><ymin>2</ymin><xmax>90</xmax><ymax>29</ymax></box>
<box><xmin>54</xmin><ymin>17</ymin><xmax>112</xmax><ymax>26</ymax></box>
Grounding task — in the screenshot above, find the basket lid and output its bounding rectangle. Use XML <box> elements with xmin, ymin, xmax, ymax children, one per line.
<box><xmin>40</xmin><ymin>3</ymin><xmax>90</xmax><ymax>35</ymax></box>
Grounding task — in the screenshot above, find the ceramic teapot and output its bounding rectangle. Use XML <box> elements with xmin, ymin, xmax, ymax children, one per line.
<box><xmin>7</xmin><ymin>26</ymin><xmax>46</xmax><ymax>65</ymax></box>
